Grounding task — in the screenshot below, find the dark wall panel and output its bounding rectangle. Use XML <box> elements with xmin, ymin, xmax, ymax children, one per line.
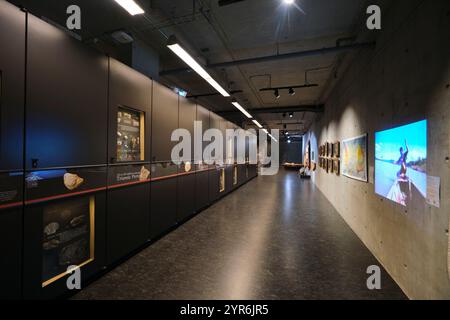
<box><xmin>0</xmin><ymin>1</ymin><xmax>25</xmax><ymax>300</ymax></box>
<box><xmin>177</xmin><ymin>173</ymin><xmax>195</xmax><ymax>222</ymax></box>
<box><xmin>108</xmin><ymin>59</ymin><xmax>151</xmax><ymax>163</ymax></box>
<box><xmin>26</xmin><ymin>14</ymin><xmax>108</xmax><ymax>169</ymax></box>
<box><xmin>0</xmin><ymin>1</ymin><xmax>25</xmax><ymax>171</ymax></box>
<box><xmin>107</xmin><ymin>184</ymin><xmax>150</xmax><ymax>264</ymax></box>
<box><xmin>150</xmin><ymin>178</ymin><xmax>177</xmax><ymax>239</ymax></box>
<box><xmin>195</xmin><ymin>105</ymin><xmax>210</xmax><ymax>211</ymax></box>
<box><xmin>151</xmin><ymin>82</ymin><xmax>178</xmax><ymax>162</ymax></box>
<box><xmin>178</xmin><ymin>97</ymin><xmax>196</xmax><ymax>161</ymax></box>
<box><xmin>0</xmin><ymin>208</ymin><xmax>22</xmax><ymax>299</ymax></box>
<box><xmin>195</xmin><ymin>170</ymin><xmax>209</xmax><ymax>211</ymax></box>
<box><xmin>107</xmin><ymin>59</ymin><xmax>152</xmax><ymax>264</ymax></box>
<box><xmin>208</xmin><ymin>168</ymin><xmax>220</xmax><ymax>203</ymax></box>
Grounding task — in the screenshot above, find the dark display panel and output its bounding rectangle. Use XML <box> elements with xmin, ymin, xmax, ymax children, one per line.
<box><xmin>179</xmin><ymin>97</ymin><xmax>196</xmax><ymax>162</ymax></box>
<box><xmin>109</xmin><ymin>59</ymin><xmax>151</xmax><ymax>163</ymax></box>
<box><xmin>150</xmin><ymin>178</ymin><xmax>177</xmax><ymax>239</ymax></box>
<box><xmin>0</xmin><ymin>208</ymin><xmax>22</xmax><ymax>299</ymax></box>
<box><xmin>107</xmin><ymin>183</ymin><xmax>150</xmax><ymax>264</ymax></box>
<box><xmin>177</xmin><ymin>171</ymin><xmax>196</xmax><ymax>222</ymax></box>
<box><xmin>195</xmin><ymin>170</ymin><xmax>210</xmax><ymax>211</ymax></box>
<box><xmin>0</xmin><ymin>1</ymin><xmax>25</xmax><ymax>171</ymax></box>
<box><xmin>26</xmin><ymin>14</ymin><xmax>108</xmax><ymax>169</ymax></box>
<box><xmin>152</xmin><ymin>82</ymin><xmax>179</xmax><ymax>162</ymax></box>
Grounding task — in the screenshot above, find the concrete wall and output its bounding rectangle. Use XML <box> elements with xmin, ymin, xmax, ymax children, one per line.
<box><xmin>305</xmin><ymin>0</ymin><xmax>450</xmax><ymax>299</ymax></box>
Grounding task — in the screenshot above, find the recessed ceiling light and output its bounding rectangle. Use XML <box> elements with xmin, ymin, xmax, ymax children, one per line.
<box><xmin>252</xmin><ymin>120</ymin><xmax>263</xmax><ymax>128</ymax></box>
<box><xmin>289</xmin><ymin>112</ymin><xmax>294</xmax><ymax>118</ymax></box>
<box><xmin>167</xmin><ymin>37</ymin><xmax>230</xmax><ymax>97</ymax></box>
<box><xmin>114</xmin><ymin>0</ymin><xmax>145</xmax><ymax>16</ymax></box>
<box><xmin>232</xmin><ymin>101</ymin><xmax>253</xmax><ymax>119</ymax></box>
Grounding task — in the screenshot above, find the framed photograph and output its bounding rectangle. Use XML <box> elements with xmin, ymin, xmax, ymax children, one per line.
<box><xmin>333</xmin><ymin>142</ymin><xmax>340</xmax><ymax>158</ymax></box>
<box><xmin>328</xmin><ymin>159</ymin><xmax>333</xmax><ymax>173</ymax></box>
<box><xmin>341</xmin><ymin>134</ymin><xmax>368</xmax><ymax>182</ymax></box>
<box><xmin>333</xmin><ymin>159</ymin><xmax>340</xmax><ymax>175</ymax></box>
<box><xmin>219</xmin><ymin>168</ymin><xmax>225</xmax><ymax>192</ymax></box>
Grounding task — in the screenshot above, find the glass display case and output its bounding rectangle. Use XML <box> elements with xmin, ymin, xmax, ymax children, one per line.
<box><xmin>42</xmin><ymin>196</ymin><xmax>95</xmax><ymax>287</ymax></box>
<box><xmin>117</xmin><ymin>107</ymin><xmax>145</xmax><ymax>162</ymax></box>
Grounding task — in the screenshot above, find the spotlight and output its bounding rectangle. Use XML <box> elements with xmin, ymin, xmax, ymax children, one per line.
<box><xmin>289</xmin><ymin>88</ymin><xmax>295</xmax><ymax>96</ymax></box>
<box><xmin>274</xmin><ymin>89</ymin><xmax>280</xmax><ymax>99</ymax></box>
<box><xmin>284</xmin><ymin>0</ymin><xmax>295</xmax><ymax>4</ymax></box>
<box><xmin>289</xmin><ymin>112</ymin><xmax>294</xmax><ymax>118</ymax></box>
<box><xmin>288</xmin><ymin>139</ymin><xmax>291</xmax><ymax>144</ymax></box>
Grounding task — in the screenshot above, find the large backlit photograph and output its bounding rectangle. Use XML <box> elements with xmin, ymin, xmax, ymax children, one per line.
<box><xmin>375</xmin><ymin>120</ymin><xmax>427</xmax><ymax>206</ymax></box>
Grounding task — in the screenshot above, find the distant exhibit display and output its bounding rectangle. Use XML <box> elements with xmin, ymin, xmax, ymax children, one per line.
<box><xmin>319</xmin><ymin>141</ymin><xmax>340</xmax><ymax>175</ymax></box>
<box><xmin>341</xmin><ymin>134</ymin><xmax>368</xmax><ymax>182</ymax></box>
<box><xmin>42</xmin><ymin>196</ymin><xmax>95</xmax><ymax>287</ymax></box>
<box><xmin>375</xmin><ymin>120</ymin><xmax>427</xmax><ymax>207</ymax></box>
<box><xmin>117</xmin><ymin>107</ymin><xmax>144</xmax><ymax>162</ymax></box>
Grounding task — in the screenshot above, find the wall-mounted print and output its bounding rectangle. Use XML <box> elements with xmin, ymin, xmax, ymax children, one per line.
<box><xmin>117</xmin><ymin>106</ymin><xmax>145</xmax><ymax>162</ymax></box>
<box><xmin>375</xmin><ymin>120</ymin><xmax>427</xmax><ymax>207</ymax></box>
<box><xmin>333</xmin><ymin>142</ymin><xmax>340</xmax><ymax>158</ymax></box>
<box><xmin>342</xmin><ymin>134</ymin><xmax>368</xmax><ymax>182</ymax></box>
<box><xmin>333</xmin><ymin>159</ymin><xmax>340</xmax><ymax>175</ymax></box>
<box><xmin>219</xmin><ymin>168</ymin><xmax>225</xmax><ymax>193</ymax></box>
<box><xmin>42</xmin><ymin>196</ymin><xmax>95</xmax><ymax>287</ymax></box>
<box><xmin>328</xmin><ymin>159</ymin><xmax>333</xmax><ymax>174</ymax></box>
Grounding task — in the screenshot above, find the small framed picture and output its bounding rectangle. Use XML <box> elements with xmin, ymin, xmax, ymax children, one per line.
<box><xmin>333</xmin><ymin>159</ymin><xmax>340</xmax><ymax>175</ymax></box>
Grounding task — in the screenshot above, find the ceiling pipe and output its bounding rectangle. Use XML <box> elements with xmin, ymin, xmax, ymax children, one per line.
<box><xmin>160</xmin><ymin>42</ymin><xmax>375</xmax><ymax>76</ymax></box>
<box><xmin>259</xmin><ymin>84</ymin><xmax>318</xmax><ymax>91</ymax></box>
<box><xmin>187</xmin><ymin>90</ymin><xmax>243</xmax><ymax>98</ymax></box>
<box><xmin>217</xmin><ymin>104</ymin><xmax>324</xmax><ymax>116</ymax></box>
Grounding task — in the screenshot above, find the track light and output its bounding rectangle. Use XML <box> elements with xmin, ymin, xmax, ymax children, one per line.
<box><xmin>289</xmin><ymin>112</ymin><xmax>294</xmax><ymax>118</ymax></box>
<box><xmin>114</xmin><ymin>0</ymin><xmax>145</xmax><ymax>15</ymax></box>
<box><xmin>167</xmin><ymin>36</ymin><xmax>230</xmax><ymax>97</ymax></box>
<box><xmin>289</xmin><ymin>88</ymin><xmax>295</xmax><ymax>96</ymax></box>
<box><xmin>231</xmin><ymin>101</ymin><xmax>252</xmax><ymax>119</ymax></box>
<box><xmin>274</xmin><ymin>89</ymin><xmax>280</xmax><ymax>99</ymax></box>
<box><xmin>252</xmin><ymin>120</ymin><xmax>263</xmax><ymax>129</ymax></box>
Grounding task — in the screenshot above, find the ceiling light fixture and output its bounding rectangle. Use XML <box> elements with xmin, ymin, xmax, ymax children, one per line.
<box><xmin>114</xmin><ymin>0</ymin><xmax>145</xmax><ymax>15</ymax></box>
<box><xmin>231</xmin><ymin>101</ymin><xmax>253</xmax><ymax>119</ymax></box>
<box><xmin>289</xmin><ymin>88</ymin><xmax>295</xmax><ymax>96</ymax></box>
<box><xmin>252</xmin><ymin>120</ymin><xmax>263</xmax><ymax>129</ymax></box>
<box><xmin>167</xmin><ymin>36</ymin><xmax>230</xmax><ymax>97</ymax></box>
<box><xmin>274</xmin><ymin>89</ymin><xmax>280</xmax><ymax>99</ymax></box>
<box><xmin>284</xmin><ymin>0</ymin><xmax>295</xmax><ymax>5</ymax></box>
<box><xmin>289</xmin><ymin>112</ymin><xmax>294</xmax><ymax>118</ymax></box>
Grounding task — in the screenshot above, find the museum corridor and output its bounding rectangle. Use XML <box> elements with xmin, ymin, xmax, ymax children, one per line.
<box><xmin>74</xmin><ymin>171</ymin><xmax>406</xmax><ymax>300</ymax></box>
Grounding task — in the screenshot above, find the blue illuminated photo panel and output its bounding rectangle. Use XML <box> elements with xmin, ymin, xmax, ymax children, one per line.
<box><xmin>375</xmin><ymin>120</ymin><xmax>427</xmax><ymax>206</ymax></box>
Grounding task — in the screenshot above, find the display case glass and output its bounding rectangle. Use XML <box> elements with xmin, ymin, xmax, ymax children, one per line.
<box><xmin>42</xmin><ymin>196</ymin><xmax>95</xmax><ymax>287</ymax></box>
<box><xmin>117</xmin><ymin>106</ymin><xmax>145</xmax><ymax>162</ymax></box>
<box><xmin>219</xmin><ymin>168</ymin><xmax>225</xmax><ymax>193</ymax></box>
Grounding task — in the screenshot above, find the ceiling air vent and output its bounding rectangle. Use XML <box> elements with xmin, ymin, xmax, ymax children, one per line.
<box><xmin>111</xmin><ymin>30</ymin><xmax>134</xmax><ymax>44</ymax></box>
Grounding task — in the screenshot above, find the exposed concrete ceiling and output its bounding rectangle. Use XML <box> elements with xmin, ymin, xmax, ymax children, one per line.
<box><xmin>7</xmin><ymin>0</ymin><xmax>382</xmax><ymax>134</ymax></box>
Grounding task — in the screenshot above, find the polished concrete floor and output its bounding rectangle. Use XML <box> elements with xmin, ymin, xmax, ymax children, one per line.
<box><xmin>74</xmin><ymin>171</ymin><xmax>406</xmax><ymax>300</ymax></box>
